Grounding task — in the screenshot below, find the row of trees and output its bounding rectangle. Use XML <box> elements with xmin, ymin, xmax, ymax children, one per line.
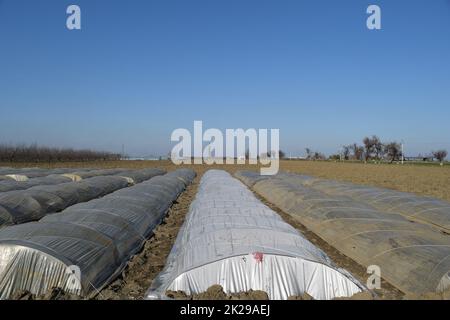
<box><xmin>0</xmin><ymin>144</ymin><xmax>121</xmax><ymax>163</ymax></box>
<box><xmin>432</xmin><ymin>150</ymin><xmax>448</xmax><ymax>164</ymax></box>
<box><xmin>338</xmin><ymin>135</ymin><xmax>447</xmax><ymax>164</ymax></box>
<box><xmin>305</xmin><ymin>148</ymin><xmax>326</xmax><ymax>160</ymax></box>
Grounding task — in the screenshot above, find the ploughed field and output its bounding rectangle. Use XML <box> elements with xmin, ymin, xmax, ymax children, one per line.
<box><xmin>1</xmin><ymin>160</ymin><xmax>449</xmax><ymax>300</ymax></box>
<box><xmin>3</xmin><ymin>160</ymin><xmax>449</xmax><ymax>202</ymax></box>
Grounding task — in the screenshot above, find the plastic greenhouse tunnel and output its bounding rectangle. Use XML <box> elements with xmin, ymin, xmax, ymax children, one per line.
<box><xmin>0</xmin><ymin>168</ymin><xmax>195</xmax><ymax>299</ymax></box>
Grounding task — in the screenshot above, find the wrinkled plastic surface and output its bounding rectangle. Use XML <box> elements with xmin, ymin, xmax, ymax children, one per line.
<box><xmin>0</xmin><ymin>169</ymin><xmax>166</xmax><ymax>227</ymax></box>
<box><xmin>115</xmin><ymin>168</ymin><xmax>166</xmax><ymax>184</ymax></box>
<box><xmin>235</xmin><ymin>170</ymin><xmax>450</xmax><ymax>296</ymax></box>
<box><xmin>0</xmin><ymin>168</ymin><xmax>80</xmax><ymax>179</ymax></box>
<box><xmin>0</xmin><ymin>169</ymin><xmax>195</xmax><ymax>299</ymax></box>
<box><xmin>0</xmin><ymin>168</ymin><xmax>163</xmax><ymax>193</ymax></box>
<box><xmin>147</xmin><ymin>170</ymin><xmax>363</xmax><ymax>300</ymax></box>
<box><xmin>287</xmin><ymin>175</ymin><xmax>450</xmax><ymax>232</ymax></box>
<box><xmin>69</xmin><ymin>169</ymin><xmax>129</xmax><ymax>179</ymax></box>
<box><xmin>0</xmin><ymin>174</ymin><xmax>73</xmax><ymax>192</ymax></box>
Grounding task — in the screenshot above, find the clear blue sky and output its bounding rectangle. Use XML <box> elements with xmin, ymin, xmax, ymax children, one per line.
<box><xmin>1</xmin><ymin>0</ymin><xmax>449</xmax><ymax>157</ymax></box>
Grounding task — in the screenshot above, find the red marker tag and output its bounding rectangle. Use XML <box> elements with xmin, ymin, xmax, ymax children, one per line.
<box><xmin>253</xmin><ymin>252</ymin><xmax>264</xmax><ymax>263</ymax></box>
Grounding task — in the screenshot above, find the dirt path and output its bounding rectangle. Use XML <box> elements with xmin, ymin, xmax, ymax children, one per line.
<box><xmin>97</xmin><ymin>176</ymin><xmax>200</xmax><ymax>300</ymax></box>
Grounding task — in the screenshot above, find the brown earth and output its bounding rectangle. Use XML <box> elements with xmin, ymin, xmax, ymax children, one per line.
<box><xmin>97</xmin><ymin>174</ymin><xmax>200</xmax><ymax>300</ymax></box>
<box><xmin>166</xmin><ymin>285</ymin><xmax>269</xmax><ymax>300</ymax></box>
<box><xmin>281</xmin><ymin>160</ymin><xmax>450</xmax><ymax>202</ymax></box>
<box><xmin>3</xmin><ymin>160</ymin><xmax>450</xmax><ymax>300</ymax></box>
<box><xmin>3</xmin><ymin>160</ymin><xmax>449</xmax><ymax>202</ymax></box>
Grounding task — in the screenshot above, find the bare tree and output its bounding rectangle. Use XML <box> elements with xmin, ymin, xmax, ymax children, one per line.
<box><xmin>342</xmin><ymin>145</ymin><xmax>351</xmax><ymax>160</ymax></box>
<box><xmin>305</xmin><ymin>148</ymin><xmax>312</xmax><ymax>160</ymax></box>
<box><xmin>362</xmin><ymin>135</ymin><xmax>383</xmax><ymax>161</ymax></box>
<box><xmin>373</xmin><ymin>136</ymin><xmax>383</xmax><ymax>159</ymax></box>
<box><xmin>350</xmin><ymin>143</ymin><xmax>364</xmax><ymax>161</ymax></box>
<box><xmin>265</xmin><ymin>150</ymin><xmax>284</xmax><ymax>159</ymax></box>
<box><xmin>0</xmin><ymin>143</ymin><xmax>121</xmax><ymax>163</ymax></box>
<box><xmin>384</xmin><ymin>142</ymin><xmax>401</xmax><ymax>163</ymax></box>
<box><xmin>329</xmin><ymin>154</ymin><xmax>341</xmax><ymax>161</ymax></box>
<box><xmin>433</xmin><ymin>150</ymin><xmax>448</xmax><ymax>165</ymax></box>
<box><xmin>313</xmin><ymin>151</ymin><xmax>326</xmax><ymax>160</ymax></box>
<box><xmin>362</xmin><ymin>137</ymin><xmax>371</xmax><ymax>161</ymax></box>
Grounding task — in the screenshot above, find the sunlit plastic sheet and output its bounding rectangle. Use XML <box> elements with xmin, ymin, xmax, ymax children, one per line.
<box><xmin>0</xmin><ymin>175</ymin><xmax>29</xmax><ymax>182</ymax></box>
<box><xmin>0</xmin><ymin>177</ymin><xmax>129</xmax><ymax>227</ymax></box>
<box><xmin>279</xmin><ymin>174</ymin><xmax>450</xmax><ymax>233</ymax></box>
<box><xmin>235</xmin><ymin>171</ymin><xmax>450</xmax><ymax>296</ymax></box>
<box><xmin>0</xmin><ymin>175</ymin><xmax>73</xmax><ymax>192</ymax></box>
<box><xmin>115</xmin><ymin>168</ymin><xmax>166</xmax><ymax>185</ymax></box>
<box><xmin>165</xmin><ymin>168</ymin><xmax>197</xmax><ymax>185</ymax></box>
<box><xmin>67</xmin><ymin>168</ymin><xmax>130</xmax><ymax>180</ymax></box>
<box><xmin>0</xmin><ymin>168</ymin><xmax>146</xmax><ymax>192</ymax></box>
<box><xmin>0</xmin><ymin>169</ymin><xmax>167</xmax><ymax>227</ymax></box>
<box><xmin>233</xmin><ymin>170</ymin><xmax>271</xmax><ymax>187</ymax></box>
<box><xmin>147</xmin><ymin>170</ymin><xmax>364</xmax><ymax>300</ymax></box>
<box><xmin>0</xmin><ymin>169</ymin><xmax>195</xmax><ymax>299</ymax></box>
<box><xmin>0</xmin><ymin>168</ymin><xmax>80</xmax><ymax>179</ymax></box>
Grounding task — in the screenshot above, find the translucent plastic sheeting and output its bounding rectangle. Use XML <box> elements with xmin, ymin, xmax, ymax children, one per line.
<box><xmin>0</xmin><ymin>175</ymin><xmax>73</xmax><ymax>192</ymax></box>
<box><xmin>147</xmin><ymin>170</ymin><xmax>364</xmax><ymax>300</ymax></box>
<box><xmin>165</xmin><ymin>169</ymin><xmax>197</xmax><ymax>185</ymax></box>
<box><xmin>0</xmin><ymin>176</ymin><xmax>129</xmax><ymax>227</ymax></box>
<box><xmin>279</xmin><ymin>174</ymin><xmax>450</xmax><ymax>233</ymax></box>
<box><xmin>0</xmin><ymin>169</ymin><xmax>166</xmax><ymax>227</ymax></box>
<box><xmin>235</xmin><ymin>171</ymin><xmax>450</xmax><ymax>296</ymax></box>
<box><xmin>66</xmin><ymin>168</ymin><xmax>130</xmax><ymax>180</ymax></box>
<box><xmin>0</xmin><ymin>168</ymin><xmax>164</xmax><ymax>193</ymax></box>
<box><xmin>115</xmin><ymin>168</ymin><xmax>166</xmax><ymax>185</ymax></box>
<box><xmin>0</xmin><ymin>169</ymin><xmax>195</xmax><ymax>299</ymax></box>
<box><xmin>1</xmin><ymin>175</ymin><xmax>29</xmax><ymax>182</ymax></box>
<box><xmin>0</xmin><ymin>168</ymin><xmax>80</xmax><ymax>179</ymax></box>
<box><xmin>232</xmin><ymin>170</ymin><xmax>270</xmax><ymax>187</ymax></box>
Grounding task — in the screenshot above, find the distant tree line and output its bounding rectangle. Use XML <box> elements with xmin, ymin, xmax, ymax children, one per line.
<box><xmin>0</xmin><ymin>143</ymin><xmax>121</xmax><ymax>163</ymax></box>
<box><xmin>337</xmin><ymin>135</ymin><xmax>447</xmax><ymax>164</ymax></box>
<box><xmin>305</xmin><ymin>148</ymin><xmax>326</xmax><ymax>161</ymax></box>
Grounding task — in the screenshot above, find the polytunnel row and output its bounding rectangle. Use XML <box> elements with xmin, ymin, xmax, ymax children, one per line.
<box><xmin>63</xmin><ymin>168</ymin><xmax>132</xmax><ymax>181</ymax></box>
<box><xmin>0</xmin><ymin>167</ymin><xmax>83</xmax><ymax>181</ymax></box>
<box><xmin>284</xmin><ymin>175</ymin><xmax>450</xmax><ymax>233</ymax></box>
<box><xmin>0</xmin><ymin>169</ymin><xmax>196</xmax><ymax>299</ymax></box>
<box><xmin>147</xmin><ymin>170</ymin><xmax>364</xmax><ymax>300</ymax></box>
<box><xmin>0</xmin><ymin>168</ymin><xmax>166</xmax><ymax>227</ymax></box>
<box><xmin>235</xmin><ymin>171</ymin><xmax>450</xmax><ymax>296</ymax></box>
<box><xmin>0</xmin><ymin>174</ymin><xmax>81</xmax><ymax>192</ymax></box>
<box><xmin>0</xmin><ymin>168</ymin><xmax>156</xmax><ymax>192</ymax></box>
<box><xmin>236</xmin><ymin>171</ymin><xmax>450</xmax><ymax>233</ymax></box>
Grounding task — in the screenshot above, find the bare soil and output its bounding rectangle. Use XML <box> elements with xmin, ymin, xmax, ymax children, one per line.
<box><xmin>97</xmin><ymin>174</ymin><xmax>200</xmax><ymax>300</ymax></box>
<box><xmin>4</xmin><ymin>160</ymin><xmax>449</xmax><ymax>202</ymax></box>
<box><xmin>3</xmin><ymin>160</ymin><xmax>450</xmax><ymax>300</ymax></box>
